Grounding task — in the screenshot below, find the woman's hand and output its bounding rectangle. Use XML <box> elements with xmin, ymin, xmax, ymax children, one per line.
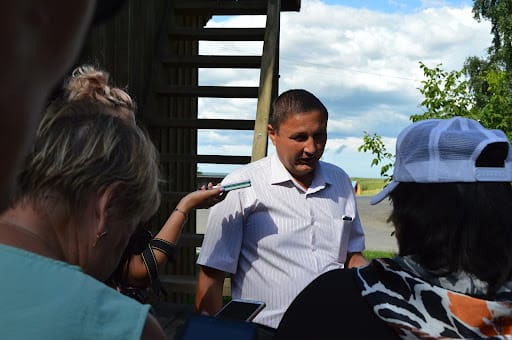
<box><xmin>178</xmin><ymin>182</ymin><xmax>226</xmax><ymax>211</ymax></box>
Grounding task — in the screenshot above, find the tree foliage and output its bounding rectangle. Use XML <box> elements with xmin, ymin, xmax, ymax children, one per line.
<box><xmin>357</xmin><ymin>132</ymin><xmax>393</xmax><ymax>180</ymax></box>
<box><xmin>478</xmin><ymin>68</ymin><xmax>512</xmax><ymax>135</ymax></box>
<box><xmin>411</xmin><ymin>62</ymin><xmax>474</xmax><ymax>122</ymax></box>
<box><xmin>358</xmin><ymin>0</ymin><xmax>512</xmax><ymax>178</ymax></box>
<box><xmin>473</xmin><ymin>0</ymin><xmax>512</xmax><ymax>72</ymax></box>
<box><xmin>410</xmin><ymin>62</ymin><xmax>512</xmax><ymax>140</ymax></box>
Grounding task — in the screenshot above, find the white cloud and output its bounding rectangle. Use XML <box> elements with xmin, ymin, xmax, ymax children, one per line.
<box><xmin>196</xmin><ymin>0</ymin><xmax>492</xmax><ymax>177</ymax></box>
<box><xmin>199</xmin><ymin>130</ymin><xmax>253</xmax><ymax>146</ymax></box>
<box><xmin>198</xmin><ymin>98</ymin><xmax>258</xmax><ymax>119</ymax></box>
<box><xmin>323</xmin><ymin>136</ymin><xmax>397</xmax><ymax>177</ymax></box>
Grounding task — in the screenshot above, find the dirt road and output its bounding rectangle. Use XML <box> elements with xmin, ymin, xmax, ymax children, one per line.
<box><xmin>355</xmin><ymin>196</ymin><xmax>397</xmax><ymax>252</ymax></box>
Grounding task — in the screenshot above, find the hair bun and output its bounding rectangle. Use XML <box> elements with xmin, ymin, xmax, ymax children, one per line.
<box><xmin>64</xmin><ymin>65</ymin><xmax>135</xmax><ymax>122</ymax></box>
<box><xmin>66</xmin><ymin>65</ymin><xmax>134</xmax><ymax>109</ymax></box>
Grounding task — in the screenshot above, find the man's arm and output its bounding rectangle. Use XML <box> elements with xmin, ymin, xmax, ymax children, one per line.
<box><xmin>346</xmin><ymin>252</ymin><xmax>369</xmax><ymax>268</ymax></box>
<box><xmin>195</xmin><ymin>265</ymin><xmax>226</xmax><ymax>315</ymax></box>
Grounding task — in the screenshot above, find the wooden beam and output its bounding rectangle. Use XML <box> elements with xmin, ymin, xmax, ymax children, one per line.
<box><xmin>162</xmin><ymin>55</ymin><xmax>262</xmax><ymax>69</ymax></box>
<box><xmin>156</xmin><ymin>85</ymin><xmax>259</xmax><ymax>98</ymax></box>
<box><xmin>252</xmin><ymin>0</ymin><xmax>280</xmax><ymax>161</ymax></box>
<box><xmin>160</xmin><ymin>275</ymin><xmax>231</xmax><ymax>296</ymax></box>
<box><xmin>178</xmin><ymin>233</ymin><xmax>204</xmax><ymax>247</ymax></box>
<box><xmin>174</xmin><ymin>0</ymin><xmax>268</xmax><ymax>15</ymax></box>
<box><xmin>169</xmin><ymin>27</ymin><xmax>265</xmax><ymax>41</ymax></box>
<box><xmin>173</xmin><ymin>0</ymin><xmax>301</xmax><ymax>15</ymax></box>
<box><xmin>144</xmin><ymin>118</ymin><xmax>255</xmax><ymax>130</ymax></box>
<box><xmin>159</xmin><ymin>154</ymin><xmax>251</xmax><ymax>164</ymax></box>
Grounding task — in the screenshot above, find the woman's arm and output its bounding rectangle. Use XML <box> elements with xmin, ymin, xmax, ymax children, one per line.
<box><xmin>125</xmin><ymin>184</ymin><xmax>225</xmax><ymax>286</ymax></box>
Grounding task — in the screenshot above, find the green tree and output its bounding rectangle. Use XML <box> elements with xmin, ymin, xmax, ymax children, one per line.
<box><xmin>412</xmin><ymin>62</ymin><xmax>511</xmax><ymax>139</ymax></box>
<box><xmin>473</xmin><ymin>0</ymin><xmax>512</xmax><ymax>72</ymax></box>
<box><xmin>359</xmin><ymin>61</ymin><xmax>476</xmax><ymax>178</ymax></box>
<box><xmin>464</xmin><ymin>1</ymin><xmax>512</xmax><ymax>134</ymax></box>
<box><xmin>359</xmin><ymin>0</ymin><xmax>512</xmax><ymax>176</ymax></box>
<box><xmin>410</xmin><ymin>62</ymin><xmax>474</xmax><ymax>122</ymax></box>
<box><xmin>357</xmin><ymin>132</ymin><xmax>394</xmax><ymax>180</ymax></box>
<box><xmin>478</xmin><ymin>68</ymin><xmax>512</xmax><ymax>137</ymax></box>
<box><xmin>359</xmin><ymin>61</ymin><xmax>512</xmax><ymax>176</ymax></box>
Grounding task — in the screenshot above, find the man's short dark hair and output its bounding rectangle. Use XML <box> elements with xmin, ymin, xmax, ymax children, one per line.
<box><xmin>269</xmin><ymin>89</ymin><xmax>328</xmax><ymax>132</ymax></box>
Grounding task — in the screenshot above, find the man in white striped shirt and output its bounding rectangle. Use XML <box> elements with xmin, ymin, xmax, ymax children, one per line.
<box><xmin>196</xmin><ymin>89</ymin><xmax>368</xmax><ymax>335</ymax></box>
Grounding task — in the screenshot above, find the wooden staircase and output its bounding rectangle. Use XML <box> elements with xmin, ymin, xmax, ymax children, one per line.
<box><xmin>140</xmin><ymin>0</ymin><xmax>300</xmax><ymax>303</ymax></box>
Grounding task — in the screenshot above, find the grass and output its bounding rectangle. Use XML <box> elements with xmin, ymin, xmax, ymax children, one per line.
<box><xmin>363</xmin><ymin>250</ymin><xmax>395</xmax><ymax>260</ymax></box>
<box><xmin>351</xmin><ymin>177</ymin><xmax>387</xmax><ymax>196</ymax></box>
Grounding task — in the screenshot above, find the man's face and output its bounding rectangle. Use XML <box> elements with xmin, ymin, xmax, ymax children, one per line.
<box><xmin>268</xmin><ymin>110</ymin><xmax>327</xmax><ymax>187</ymax></box>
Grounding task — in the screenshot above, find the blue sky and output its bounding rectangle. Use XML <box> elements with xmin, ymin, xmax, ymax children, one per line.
<box><xmin>197</xmin><ymin>0</ymin><xmax>491</xmax><ymax>178</ymax></box>
<box><xmin>323</xmin><ymin>0</ymin><xmax>474</xmax><ymax>13</ymax></box>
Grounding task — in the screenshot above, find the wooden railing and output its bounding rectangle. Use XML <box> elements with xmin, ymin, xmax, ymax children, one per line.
<box><xmin>159</xmin><ymin>0</ymin><xmax>283</xmax><ymax>300</ymax></box>
<box><xmin>251</xmin><ymin>0</ymin><xmax>281</xmax><ymax>161</ymax></box>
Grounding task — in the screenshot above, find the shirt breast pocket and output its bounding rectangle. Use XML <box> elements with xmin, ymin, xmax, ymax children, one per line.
<box><xmin>335</xmin><ymin>217</ymin><xmax>353</xmax><ymax>263</ymax></box>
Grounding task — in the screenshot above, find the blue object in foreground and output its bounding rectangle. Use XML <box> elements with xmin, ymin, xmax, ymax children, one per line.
<box><xmin>178</xmin><ymin>314</ymin><xmax>257</xmax><ymax>340</ymax></box>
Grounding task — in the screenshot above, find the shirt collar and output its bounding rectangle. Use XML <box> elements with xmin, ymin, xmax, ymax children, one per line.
<box><xmin>269</xmin><ymin>153</ymin><xmax>332</xmax><ymax>192</ymax></box>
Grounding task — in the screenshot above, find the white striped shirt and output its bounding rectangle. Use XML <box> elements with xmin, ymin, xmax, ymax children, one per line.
<box><xmin>197</xmin><ymin>153</ymin><xmax>365</xmax><ymax>328</ymax></box>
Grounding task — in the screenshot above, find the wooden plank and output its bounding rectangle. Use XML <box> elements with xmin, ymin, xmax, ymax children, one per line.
<box><xmin>156</xmin><ymin>85</ymin><xmax>259</xmax><ymax>98</ymax></box>
<box><xmin>174</xmin><ymin>0</ymin><xmax>301</xmax><ymax>14</ymax></box>
<box><xmin>161</xmin><ymin>191</ymin><xmax>189</xmax><ymax>201</ymax></box>
<box><xmin>177</xmin><ymin>233</ymin><xmax>204</xmax><ymax>247</ymax></box>
<box><xmin>252</xmin><ymin>0</ymin><xmax>280</xmax><ymax>161</ymax></box>
<box><xmin>159</xmin><ymin>154</ymin><xmax>251</xmax><ymax>164</ymax></box>
<box><xmin>281</xmin><ymin>0</ymin><xmax>301</xmax><ymax>11</ymax></box>
<box><xmin>169</xmin><ymin>27</ymin><xmax>265</xmax><ymax>41</ymax></box>
<box><xmin>160</xmin><ymin>275</ymin><xmax>231</xmax><ymax>296</ymax></box>
<box><xmin>162</xmin><ymin>55</ymin><xmax>262</xmax><ymax>68</ymax></box>
<box><xmin>160</xmin><ymin>275</ymin><xmax>198</xmax><ymax>294</ymax></box>
<box><xmin>144</xmin><ymin>118</ymin><xmax>255</xmax><ymax>130</ymax></box>
<box><xmin>174</xmin><ymin>0</ymin><xmax>268</xmax><ymax>15</ymax></box>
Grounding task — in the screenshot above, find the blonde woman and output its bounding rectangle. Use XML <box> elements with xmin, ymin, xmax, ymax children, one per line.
<box><xmin>0</xmin><ymin>67</ymin><xmax>223</xmax><ymax>338</ymax></box>
<box><xmin>62</xmin><ymin>65</ymin><xmax>225</xmax><ymax>298</ymax></box>
<box><xmin>0</xmin><ymin>100</ymin><xmax>166</xmax><ymax>338</ymax></box>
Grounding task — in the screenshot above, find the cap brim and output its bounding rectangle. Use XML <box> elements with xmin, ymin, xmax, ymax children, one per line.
<box><xmin>370</xmin><ymin>181</ymin><xmax>399</xmax><ymax>205</ymax></box>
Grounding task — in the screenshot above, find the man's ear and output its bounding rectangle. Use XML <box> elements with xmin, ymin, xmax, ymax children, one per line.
<box><xmin>268</xmin><ymin>124</ymin><xmax>277</xmax><ymax>146</ymax></box>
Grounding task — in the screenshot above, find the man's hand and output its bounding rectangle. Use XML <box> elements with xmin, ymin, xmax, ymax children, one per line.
<box><xmin>346</xmin><ymin>252</ymin><xmax>369</xmax><ymax>268</ymax></box>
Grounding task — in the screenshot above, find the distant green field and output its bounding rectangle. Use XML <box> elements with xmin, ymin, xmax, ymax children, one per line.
<box><xmin>351</xmin><ymin>177</ymin><xmax>387</xmax><ymax>196</ymax></box>
<box><xmin>363</xmin><ymin>250</ymin><xmax>396</xmax><ymax>260</ymax></box>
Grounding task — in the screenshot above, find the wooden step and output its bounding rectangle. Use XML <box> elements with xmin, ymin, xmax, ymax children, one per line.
<box><xmin>160</xmin><ymin>275</ymin><xmax>198</xmax><ymax>295</ymax></box>
<box><xmin>159</xmin><ymin>154</ymin><xmax>251</xmax><ymax>164</ymax></box>
<box><xmin>169</xmin><ymin>27</ymin><xmax>265</xmax><ymax>41</ymax></box>
<box><xmin>174</xmin><ymin>0</ymin><xmax>269</xmax><ymax>15</ymax></box>
<box><xmin>160</xmin><ymin>275</ymin><xmax>231</xmax><ymax>296</ymax></box>
<box><xmin>162</xmin><ymin>55</ymin><xmax>262</xmax><ymax>69</ymax></box>
<box><xmin>156</xmin><ymin>85</ymin><xmax>259</xmax><ymax>98</ymax></box>
<box><xmin>145</xmin><ymin>118</ymin><xmax>255</xmax><ymax>130</ymax></box>
<box><xmin>174</xmin><ymin>0</ymin><xmax>301</xmax><ymax>15</ymax></box>
<box><xmin>178</xmin><ymin>233</ymin><xmax>204</xmax><ymax>248</ymax></box>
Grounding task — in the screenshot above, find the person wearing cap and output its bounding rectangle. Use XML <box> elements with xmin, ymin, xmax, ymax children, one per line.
<box><xmin>276</xmin><ymin>116</ymin><xmax>512</xmax><ymax>339</ymax></box>
<box><xmin>196</xmin><ymin>89</ymin><xmax>368</xmax><ymax>336</ymax></box>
